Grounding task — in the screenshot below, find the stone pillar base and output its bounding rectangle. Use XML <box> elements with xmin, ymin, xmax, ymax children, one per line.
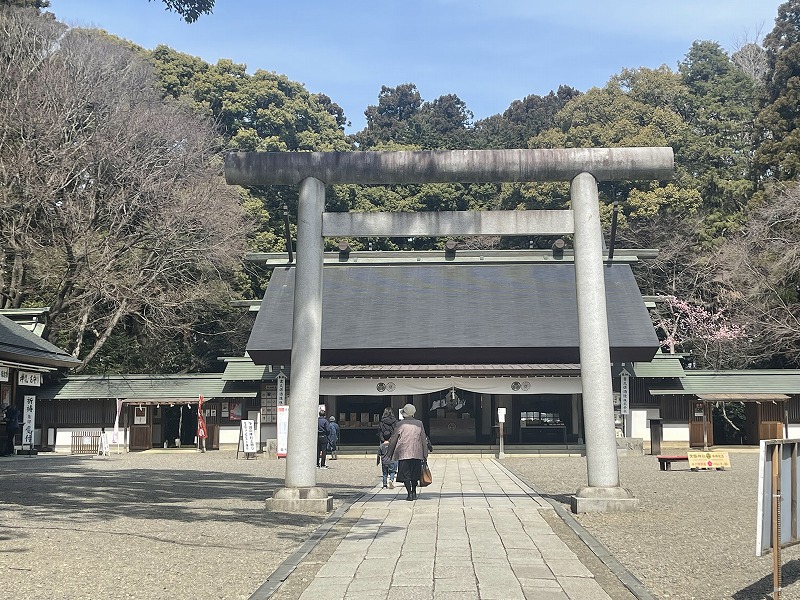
<box><xmin>265</xmin><ymin>486</ymin><xmax>333</xmax><ymax>513</ymax></box>
<box><xmin>571</xmin><ymin>486</ymin><xmax>640</xmax><ymax>513</ymax></box>
<box><xmin>616</xmin><ymin>437</ymin><xmax>644</xmax><ymax>457</ymax></box>
<box><xmin>263</xmin><ymin>439</ymin><xmax>278</xmax><ymax>459</ymax></box>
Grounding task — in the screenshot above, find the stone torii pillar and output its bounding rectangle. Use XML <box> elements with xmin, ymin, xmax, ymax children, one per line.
<box><xmin>225</xmin><ymin>148</ymin><xmax>674</xmax><ymax>513</ymax></box>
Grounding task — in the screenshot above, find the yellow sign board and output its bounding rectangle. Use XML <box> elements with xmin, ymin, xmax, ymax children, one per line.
<box><xmin>687</xmin><ymin>451</ymin><xmax>731</xmax><ymax>470</ymax></box>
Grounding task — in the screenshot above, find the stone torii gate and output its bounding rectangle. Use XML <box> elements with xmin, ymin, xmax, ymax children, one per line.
<box><xmin>225</xmin><ymin>147</ymin><xmax>674</xmax><ymax>513</ymax></box>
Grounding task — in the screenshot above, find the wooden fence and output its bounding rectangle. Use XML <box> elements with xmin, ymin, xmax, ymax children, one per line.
<box><xmin>70</xmin><ymin>431</ymin><xmax>101</xmax><ymax>455</ymax></box>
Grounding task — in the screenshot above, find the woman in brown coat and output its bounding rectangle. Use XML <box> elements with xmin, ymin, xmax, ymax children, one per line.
<box><xmin>387</xmin><ymin>403</ymin><xmax>430</xmax><ymax>501</ymax></box>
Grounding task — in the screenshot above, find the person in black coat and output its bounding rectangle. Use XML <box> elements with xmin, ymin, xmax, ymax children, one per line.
<box><xmin>3</xmin><ymin>403</ymin><xmax>20</xmax><ymax>456</ymax></box>
<box><xmin>379</xmin><ymin>407</ymin><xmax>398</xmax><ymax>442</ymax></box>
<box><xmin>316</xmin><ymin>408</ymin><xmax>332</xmax><ymax>468</ymax></box>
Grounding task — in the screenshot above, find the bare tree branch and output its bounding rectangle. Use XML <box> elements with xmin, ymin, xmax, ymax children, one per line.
<box><xmin>0</xmin><ymin>8</ymin><xmax>252</xmax><ymax>371</ymax></box>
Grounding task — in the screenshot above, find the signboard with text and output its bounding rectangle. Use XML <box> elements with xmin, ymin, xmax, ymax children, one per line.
<box><xmin>619</xmin><ymin>369</ymin><xmax>631</xmax><ymax>415</ymax></box>
<box><xmin>239</xmin><ymin>419</ymin><xmax>257</xmax><ymax>454</ymax></box>
<box><xmin>0</xmin><ymin>366</ymin><xmax>8</xmax><ymax>382</ymax></box>
<box><xmin>277</xmin><ymin>371</ymin><xmax>287</xmax><ymax>406</ymax></box>
<box><xmin>688</xmin><ymin>451</ymin><xmax>731</xmax><ymax>470</ymax></box>
<box><xmin>18</xmin><ymin>371</ymin><xmax>41</xmax><ymax>387</ymax></box>
<box><xmin>22</xmin><ymin>395</ymin><xmax>35</xmax><ymax>450</ymax></box>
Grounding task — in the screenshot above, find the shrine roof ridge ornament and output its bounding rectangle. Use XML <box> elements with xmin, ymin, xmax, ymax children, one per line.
<box><xmin>224</xmin><ymin>147</ymin><xmax>674</xmax><ymax>187</ymax></box>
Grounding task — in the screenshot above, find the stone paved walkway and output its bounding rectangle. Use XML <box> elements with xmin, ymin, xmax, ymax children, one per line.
<box><xmin>289</xmin><ymin>458</ymin><xmax>612</xmax><ymax>600</ymax></box>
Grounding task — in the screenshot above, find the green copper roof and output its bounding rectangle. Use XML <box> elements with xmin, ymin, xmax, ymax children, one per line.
<box><xmin>650</xmin><ymin>370</ymin><xmax>800</xmax><ymax>396</ymax></box>
<box><xmin>631</xmin><ymin>352</ymin><xmax>685</xmax><ymax>378</ymax></box>
<box><xmin>38</xmin><ymin>373</ymin><xmax>255</xmax><ymax>401</ymax></box>
<box><xmin>220</xmin><ymin>357</ymin><xmax>286</xmax><ymax>381</ymax></box>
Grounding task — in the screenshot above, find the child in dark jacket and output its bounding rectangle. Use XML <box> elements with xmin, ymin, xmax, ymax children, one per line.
<box><xmin>379</xmin><ymin>407</ymin><xmax>398</xmax><ymax>441</ymax></box>
<box><xmin>377</xmin><ymin>439</ymin><xmax>398</xmax><ymax>489</ymax></box>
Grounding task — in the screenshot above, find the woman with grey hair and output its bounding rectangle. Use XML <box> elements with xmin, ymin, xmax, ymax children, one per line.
<box><xmin>387</xmin><ymin>403</ymin><xmax>430</xmax><ymax>501</ymax></box>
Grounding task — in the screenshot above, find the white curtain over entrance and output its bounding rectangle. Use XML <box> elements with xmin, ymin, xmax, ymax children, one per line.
<box><xmin>319</xmin><ymin>376</ymin><xmax>582</xmax><ymax>396</ymax></box>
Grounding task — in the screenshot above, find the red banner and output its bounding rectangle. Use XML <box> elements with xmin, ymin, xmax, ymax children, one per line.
<box><xmin>197</xmin><ymin>394</ymin><xmax>208</xmax><ymax>439</ymax></box>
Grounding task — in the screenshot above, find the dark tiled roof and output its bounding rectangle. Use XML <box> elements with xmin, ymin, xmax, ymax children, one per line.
<box><xmin>0</xmin><ymin>314</ymin><xmax>80</xmax><ymax>369</ymax></box>
<box><xmin>247</xmin><ymin>262</ymin><xmax>659</xmax><ymax>366</ymax></box>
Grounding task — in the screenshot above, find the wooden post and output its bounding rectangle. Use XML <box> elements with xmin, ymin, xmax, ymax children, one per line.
<box><xmin>773</xmin><ymin>443</ymin><xmax>782</xmax><ymax>599</ymax></box>
<box><xmin>793</xmin><ymin>445</ymin><xmax>798</xmax><ymax>549</ymax></box>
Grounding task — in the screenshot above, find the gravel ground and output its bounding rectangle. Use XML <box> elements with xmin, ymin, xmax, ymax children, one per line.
<box><xmin>503</xmin><ymin>449</ymin><xmax>800</xmax><ymax>600</ymax></box>
<box><xmin>0</xmin><ymin>451</ymin><xmax>377</xmax><ymax>600</ymax></box>
<box><xmin>1</xmin><ymin>448</ymin><xmax>797</xmax><ymax>600</ymax></box>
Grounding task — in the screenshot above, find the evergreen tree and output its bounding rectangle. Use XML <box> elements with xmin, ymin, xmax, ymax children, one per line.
<box><xmin>152</xmin><ymin>0</ymin><xmax>213</xmax><ymax>22</ymax></box>
<box><xmin>353</xmin><ymin>83</ymin><xmax>424</xmax><ymax>148</ymax></box>
<box><xmin>678</xmin><ymin>41</ymin><xmax>757</xmax><ymax>212</ymax></box>
<box><xmin>473</xmin><ymin>86</ymin><xmax>581</xmax><ymax>149</ymax></box>
<box><xmin>754</xmin><ymin>0</ymin><xmax>800</xmax><ymax>181</ymax></box>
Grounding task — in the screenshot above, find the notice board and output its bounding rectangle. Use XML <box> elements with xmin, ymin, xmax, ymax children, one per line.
<box><xmin>756</xmin><ymin>439</ymin><xmax>800</xmax><ymax>556</ymax></box>
<box><xmin>239</xmin><ymin>420</ymin><xmax>257</xmax><ymax>454</ymax></box>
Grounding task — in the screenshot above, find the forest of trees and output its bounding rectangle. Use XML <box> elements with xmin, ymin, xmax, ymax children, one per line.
<box><xmin>1</xmin><ymin>1</ymin><xmax>800</xmax><ymax>374</ymax></box>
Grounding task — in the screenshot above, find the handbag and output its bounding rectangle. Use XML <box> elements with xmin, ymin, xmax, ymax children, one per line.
<box><xmin>419</xmin><ymin>461</ymin><xmax>432</xmax><ymax>487</ymax></box>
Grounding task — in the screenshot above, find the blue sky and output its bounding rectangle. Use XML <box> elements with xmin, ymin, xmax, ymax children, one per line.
<box><xmin>49</xmin><ymin>1</ymin><xmax>782</xmax><ymax>133</ymax></box>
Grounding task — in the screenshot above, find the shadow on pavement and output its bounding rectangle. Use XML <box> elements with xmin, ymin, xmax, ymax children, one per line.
<box><xmin>733</xmin><ymin>559</ymin><xmax>800</xmax><ymax>600</ymax></box>
<box><xmin>0</xmin><ymin>457</ymin><xmax>366</xmax><ymax>533</ymax></box>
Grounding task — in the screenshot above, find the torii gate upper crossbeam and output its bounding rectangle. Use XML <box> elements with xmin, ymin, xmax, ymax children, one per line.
<box><xmin>225</xmin><ymin>148</ymin><xmax>673</xmax><ymax>186</ymax></box>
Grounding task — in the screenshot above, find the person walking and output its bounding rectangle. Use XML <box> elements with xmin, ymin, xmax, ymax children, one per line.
<box><xmin>376</xmin><ymin>438</ymin><xmax>397</xmax><ymax>489</ymax></box>
<box><xmin>317</xmin><ymin>408</ymin><xmax>331</xmax><ymax>469</ymax></box>
<box><xmin>379</xmin><ymin>406</ymin><xmax>398</xmax><ymax>441</ymax></box>
<box><xmin>3</xmin><ymin>403</ymin><xmax>20</xmax><ymax>456</ymax></box>
<box><xmin>327</xmin><ymin>415</ymin><xmax>340</xmax><ymax>460</ymax></box>
<box><xmin>387</xmin><ymin>403</ymin><xmax>429</xmax><ymax>501</ymax></box>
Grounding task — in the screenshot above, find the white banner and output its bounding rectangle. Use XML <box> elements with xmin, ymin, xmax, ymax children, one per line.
<box><xmin>112</xmin><ymin>398</ymin><xmax>123</xmax><ymax>443</ymax></box>
<box><xmin>22</xmin><ymin>395</ymin><xmax>35</xmax><ymax>451</ymax></box>
<box><xmin>0</xmin><ymin>366</ymin><xmax>8</xmax><ymax>382</ymax></box>
<box><xmin>319</xmin><ymin>376</ymin><xmax>582</xmax><ymax>396</ymax></box>
<box><xmin>240</xmin><ymin>420</ymin><xmax>257</xmax><ymax>453</ymax></box>
<box><xmin>276</xmin><ymin>406</ymin><xmax>288</xmax><ymax>458</ymax></box>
